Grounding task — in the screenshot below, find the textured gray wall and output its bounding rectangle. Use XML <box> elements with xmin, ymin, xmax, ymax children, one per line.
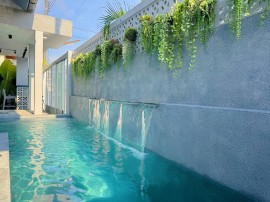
<box><xmin>71</xmin><ymin>14</ymin><xmax>270</xmax><ymax>201</ymax></box>
<box><xmin>70</xmin><ymin>96</ymin><xmax>89</xmax><ymax>123</ymax></box>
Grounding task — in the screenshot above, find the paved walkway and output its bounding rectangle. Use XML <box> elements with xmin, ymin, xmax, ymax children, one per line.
<box><xmin>0</xmin><ymin>132</ymin><xmax>11</xmax><ymax>202</ymax></box>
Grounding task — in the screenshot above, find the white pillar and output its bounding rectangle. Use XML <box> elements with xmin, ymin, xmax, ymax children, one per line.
<box><xmin>66</xmin><ymin>51</ymin><xmax>73</xmax><ymax>114</ymax></box>
<box><xmin>34</xmin><ymin>31</ymin><xmax>44</xmax><ymax>115</ymax></box>
<box><xmin>28</xmin><ymin>31</ymin><xmax>44</xmax><ymax>115</ymax></box>
<box><xmin>29</xmin><ymin>45</ymin><xmax>35</xmax><ymax>111</ymax></box>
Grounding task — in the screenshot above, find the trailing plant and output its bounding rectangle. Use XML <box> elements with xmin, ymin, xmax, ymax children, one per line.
<box><xmin>140</xmin><ymin>14</ymin><xmax>154</xmax><ymax>54</ymax></box>
<box><xmin>139</xmin><ymin>0</ymin><xmax>216</xmax><ymax>69</ymax></box>
<box><xmin>123</xmin><ymin>27</ymin><xmax>137</xmax><ymax>42</ymax></box>
<box><xmin>72</xmin><ymin>53</ymin><xmax>84</xmax><ymax>77</ymax></box>
<box><xmin>84</xmin><ymin>52</ymin><xmax>96</xmax><ymax>77</ymax></box>
<box><xmin>72</xmin><ymin>0</ymin><xmax>268</xmax><ymax>79</ymax></box>
<box><xmin>258</xmin><ymin>0</ymin><xmax>270</xmax><ymax>27</ymax></box>
<box><xmin>153</xmin><ymin>15</ymin><xmax>163</xmax><ymax>53</ymax></box>
<box><xmin>227</xmin><ymin>0</ymin><xmax>270</xmax><ymax>39</ymax></box>
<box><xmin>227</xmin><ymin>0</ymin><xmax>247</xmax><ymax>39</ymax></box>
<box><xmin>94</xmin><ymin>45</ymin><xmax>102</xmax><ymax>76</ymax></box>
<box><xmin>101</xmin><ymin>40</ymin><xmax>116</xmax><ymax>77</ymax></box>
<box><xmin>171</xmin><ymin>0</ymin><xmax>217</xmax><ymax>69</ymax></box>
<box><xmin>123</xmin><ymin>27</ymin><xmax>137</xmax><ymax>67</ymax></box>
<box><xmin>99</xmin><ymin>1</ymin><xmax>125</xmax><ymax>40</ymax></box>
<box><xmin>155</xmin><ymin>14</ymin><xmax>175</xmax><ymax>69</ymax></box>
<box><xmin>109</xmin><ymin>43</ymin><xmax>122</xmax><ymax>67</ymax></box>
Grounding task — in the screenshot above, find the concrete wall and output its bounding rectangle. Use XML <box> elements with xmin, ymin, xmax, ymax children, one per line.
<box><xmin>70</xmin><ymin>96</ymin><xmax>89</xmax><ymax>123</ymax></box>
<box><xmin>16</xmin><ymin>57</ymin><xmax>28</xmax><ymax>86</ymax></box>
<box><xmin>70</xmin><ymin>13</ymin><xmax>270</xmax><ymax>202</ymax></box>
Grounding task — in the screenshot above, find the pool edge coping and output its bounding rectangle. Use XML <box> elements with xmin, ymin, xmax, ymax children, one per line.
<box><xmin>0</xmin><ymin>132</ymin><xmax>11</xmax><ymax>202</ymax></box>
<box><xmin>0</xmin><ymin>114</ymin><xmax>71</xmax><ymax>121</ymax></box>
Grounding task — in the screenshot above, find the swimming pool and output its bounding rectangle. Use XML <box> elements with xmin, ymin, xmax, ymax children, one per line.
<box><xmin>0</xmin><ymin>118</ymin><xmax>254</xmax><ymax>202</ymax></box>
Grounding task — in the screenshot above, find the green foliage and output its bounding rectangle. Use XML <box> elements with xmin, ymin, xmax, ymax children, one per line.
<box><xmin>140</xmin><ymin>14</ymin><xmax>154</xmax><ymax>54</ymax></box>
<box><xmin>227</xmin><ymin>0</ymin><xmax>270</xmax><ymax>39</ymax></box>
<box><xmin>93</xmin><ymin>45</ymin><xmax>102</xmax><ymax>76</ymax></box>
<box><xmin>0</xmin><ymin>60</ymin><xmax>16</xmax><ymax>95</ymax></box>
<box><xmin>84</xmin><ymin>52</ymin><xmax>96</xmax><ymax>77</ymax></box>
<box><xmin>72</xmin><ymin>53</ymin><xmax>84</xmax><ymax>77</ymax></box>
<box><xmin>122</xmin><ymin>40</ymin><xmax>135</xmax><ymax>67</ymax></box>
<box><xmin>176</xmin><ymin>0</ymin><xmax>216</xmax><ymax>69</ymax></box>
<box><xmin>258</xmin><ymin>0</ymin><xmax>270</xmax><ymax>27</ymax></box>
<box><xmin>123</xmin><ymin>27</ymin><xmax>138</xmax><ymax>67</ymax></box>
<box><xmin>99</xmin><ymin>1</ymin><xmax>125</xmax><ymax>40</ymax></box>
<box><xmin>72</xmin><ymin>41</ymin><xmax>123</xmax><ymax>78</ymax></box>
<box><xmin>146</xmin><ymin>0</ymin><xmax>216</xmax><ymax>69</ymax></box>
<box><xmin>227</xmin><ymin>0</ymin><xmax>246</xmax><ymax>39</ymax></box>
<box><xmin>153</xmin><ymin>15</ymin><xmax>163</xmax><ymax>53</ymax></box>
<box><xmin>110</xmin><ymin>43</ymin><xmax>122</xmax><ymax>67</ymax></box>
<box><xmin>73</xmin><ymin>0</ymin><xmax>267</xmax><ymax>78</ymax></box>
<box><xmin>123</xmin><ymin>27</ymin><xmax>138</xmax><ymax>42</ymax></box>
<box><xmin>101</xmin><ymin>40</ymin><xmax>115</xmax><ymax>77</ymax></box>
<box><xmin>157</xmin><ymin>14</ymin><xmax>175</xmax><ymax>69</ymax></box>
<box><xmin>72</xmin><ymin>46</ymin><xmax>100</xmax><ymax>78</ymax></box>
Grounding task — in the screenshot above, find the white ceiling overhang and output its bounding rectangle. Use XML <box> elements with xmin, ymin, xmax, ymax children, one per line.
<box><xmin>0</xmin><ymin>5</ymin><xmax>72</xmax><ymax>58</ymax></box>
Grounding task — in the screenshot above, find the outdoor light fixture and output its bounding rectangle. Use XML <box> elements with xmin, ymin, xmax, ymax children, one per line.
<box><xmin>14</xmin><ymin>50</ymin><xmax>16</xmax><ymax>54</ymax></box>
<box><xmin>0</xmin><ymin>49</ymin><xmax>1</xmax><ymax>53</ymax></box>
<box><xmin>22</xmin><ymin>47</ymin><xmax>27</xmax><ymax>58</ymax></box>
<box><xmin>8</xmin><ymin>34</ymin><xmax>12</xmax><ymax>39</ymax></box>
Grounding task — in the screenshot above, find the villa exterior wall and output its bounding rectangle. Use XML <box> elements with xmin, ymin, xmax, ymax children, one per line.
<box><xmin>70</xmin><ymin>13</ymin><xmax>270</xmax><ymax>202</ymax></box>
<box><xmin>16</xmin><ymin>57</ymin><xmax>28</xmax><ymax>86</ymax></box>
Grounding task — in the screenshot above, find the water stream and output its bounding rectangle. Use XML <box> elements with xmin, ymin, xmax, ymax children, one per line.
<box><xmin>89</xmin><ymin>98</ymin><xmax>156</xmax><ymax>152</ymax></box>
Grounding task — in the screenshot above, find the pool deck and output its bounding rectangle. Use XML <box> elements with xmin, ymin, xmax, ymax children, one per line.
<box><xmin>0</xmin><ymin>132</ymin><xmax>11</xmax><ymax>202</ymax></box>
<box><xmin>0</xmin><ymin>110</ymin><xmax>69</xmax><ymax>120</ymax></box>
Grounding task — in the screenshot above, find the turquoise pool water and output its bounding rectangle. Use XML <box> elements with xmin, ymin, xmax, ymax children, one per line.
<box><xmin>0</xmin><ymin>118</ymin><xmax>254</xmax><ymax>202</ymax></box>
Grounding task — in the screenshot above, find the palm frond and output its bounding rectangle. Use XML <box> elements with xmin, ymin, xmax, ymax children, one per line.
<box><xmin>98</xmin><ymin>0</ymin><xmax>125</xmax><ymax>40</ymax></box>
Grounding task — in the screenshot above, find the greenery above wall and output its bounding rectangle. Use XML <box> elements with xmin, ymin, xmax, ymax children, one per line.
<box><xmin>227</xmin><ymin>0</ymin><xmax>270</xmax><ymax>39</ymax></box>
<box><xmin>73</xmin><ymin>0</ymin><xmax>270</xmax><ymax>78</ymax></box>
<box><xmin>99</xmin><ymin>1</ymin><xmax>125</xmax><ymax>40</ymax></box>
<box><xmin>140</xmin><ymin>15</ymin><xmax>154</xmax><ymax>54</ymax></box>
<box><xmin>72</xmin><ymin>27</ymin><xmax>137</xmax><ymax>78</ymax></box>
<box><xmin>122</xmin><ymin>27</ymin><xmax>137</xmax><ymax>67</ymax></box>
<box><xmin>141</xmin><ymin>0</ymin><xmax>216</xmax><ymax>69</ymax></box>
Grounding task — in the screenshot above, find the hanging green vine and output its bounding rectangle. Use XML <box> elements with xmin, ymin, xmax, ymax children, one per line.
<box><xmin>83</xmin><ymin>52</ymin><xmax>96</xmax><ymax>77</ymax></box>
<box><xmin>122</xmin><ymin>27</ymin><xmax>137</xmax><ymax>67</ymax></box>
<box><xmin>101</xmin><ymin>40</ymin><xmax>116</xmax><ymax>77</ymax></box>
<box><xmin>140</xmin><ymin>14</ymin><xmax>154</xmax><ymax>54</ymax></box>
<box><xmin>258</xmin><ymin>0</ymin><xmax>270</xmax><ymax>27</ymax></box>
<box><xmin>149</xmin><ymin>0</ymin><xmax>216</xmax><ymax>69</ymax></box>
<box><xmin>227</xmin><ymin>0</ymin><xmax>270</xmax><ymax>39</ymax></box>
<box><xmin>93</xmin><ymin>45</ymin><xmax>102</xmax><ymax>76</ymax></box>
<box><xmin>109</xmin><ymin>43</ymin><xmax>122</xmax><ymax>68</ymax></box>
<box><xmin>171</xmin><ymin>4</ymin><xmax>185</xmax><ymax>68</ymax></box>
<box><xmin>72</xmin><ymin>0</ymin><xmax>267</xmax><ymax>79</ymax></box>
<box><xmin>156</xmin><ymin>14</ymin><xmax>175</xmax><ymax>69</ymax></box>
<box><xmin>72</xmin><ymin>53</ymin><xmax>84</xmax><ymax>78</ymax></box>
<box><xmin>153</xmin><ymin>15</ymin><xmax>163</xmax><ymax>53</ymax></box>
<box><xmin>227</xmin><ymin>0</ymin><xmax>245</xmax><ymax>39</ymax></box>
